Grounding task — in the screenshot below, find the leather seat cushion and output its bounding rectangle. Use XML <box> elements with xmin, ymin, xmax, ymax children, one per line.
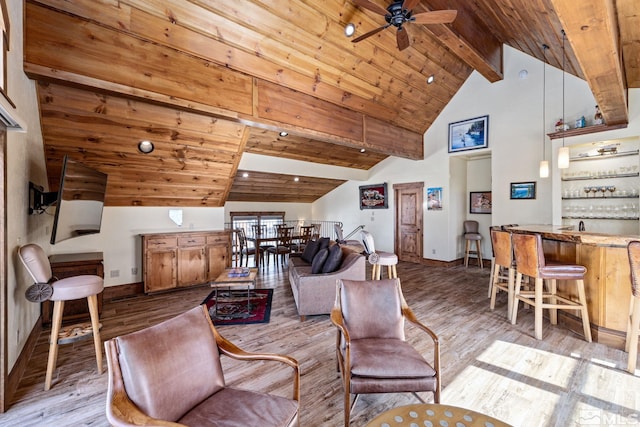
<box><xmin>539</xmin><ymin>264</ymin><xmax>586</xmax><ymax>280</ymax></box>
<box><xmin>51</xmin><ymin>275</ymin><xmax>104</xmax><ymax>301</ymax></box>
<box><xmin>465</xmin><ymin>233</ymin><xmax>482</xmax><ymax>241</ymax></box>
<box><xmin>178</xmin><ymin>387</ymin><xmax>298</xmax><ymax>427</ymax></box>
<box><xmin>349</xmin><ymin>338</ymin><xmax>436</xmax><ymax>379</ymax></box>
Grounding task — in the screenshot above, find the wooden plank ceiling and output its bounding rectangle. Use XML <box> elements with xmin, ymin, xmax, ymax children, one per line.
<box><xmin>23</xmin><ymin>0</ymin><xmax>640</xmax><ymax>206</ymax></box>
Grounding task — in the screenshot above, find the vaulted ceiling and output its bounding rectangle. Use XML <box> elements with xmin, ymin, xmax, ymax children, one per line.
<box><xmin>24</xmin><ymin>0</ymin><xmax>639</xmax><ymax>206</ymax></box>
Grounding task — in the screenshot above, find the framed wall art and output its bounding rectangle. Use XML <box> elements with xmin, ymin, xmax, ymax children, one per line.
<box><xmin>359</xmin><ymin>183</ymin><xmax>388</xmax><ymax>209</ymax></box>
<box><xmin>448</xmin><ymin>115</ymin><xmax>489</xmax><ymax>153</ymax></box>
<box><xmin>510</xmin><ymin>182</ymin><xmax>536</xmax><ymax>200</ymax></box>
<box><xmin>427</xmin><ymin>187</ymin><xmax>443</xmax><ymax>210</ymax></box>
<box><xmin>469</xmin><ymin>191</ymin><xmax>491</xmax><ymax>214</ymax></box>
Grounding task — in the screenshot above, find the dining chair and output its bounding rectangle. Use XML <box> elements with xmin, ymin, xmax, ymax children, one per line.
<box><xmin>267</xmin><ymin>226</ymin><xmax>294</xmax><ymax>266</ymax></box>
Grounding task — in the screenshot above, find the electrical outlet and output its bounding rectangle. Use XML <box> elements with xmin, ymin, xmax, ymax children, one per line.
<box><xmin>110</xmin><ymin>269</ymin><xmax>120</xmax><ymax>278</ymax></box>
<box><xmin>131</xmin><ymin>267</ymin><xmax>138</xmax><ymax>275</ymax></box>
<box><xmin>432</xmin><ymin>249</ymin><xmax>436</xmax><ymax>255</ymax></box>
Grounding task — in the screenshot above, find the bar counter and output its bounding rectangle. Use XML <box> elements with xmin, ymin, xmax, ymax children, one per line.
<box><xmin>505</xmin><ymin>225</ymin><xmax>637</xmax><ymax>348</ymax></box>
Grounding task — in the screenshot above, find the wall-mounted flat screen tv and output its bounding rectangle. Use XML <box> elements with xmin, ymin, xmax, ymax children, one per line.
<box><xmin>50</xmin><ymin>156</ymin><xmax>108</xmax><ymax>245</ymax></box>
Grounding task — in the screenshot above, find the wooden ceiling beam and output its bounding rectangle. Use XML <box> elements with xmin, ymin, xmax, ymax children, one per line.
<box><xmin>617</xmin><ymin>0</ymin><xmax>640</xmax><ymax>88</ymax></box>
<box><xmin>25</xmin><ymin>1</ymin><xmax>424</xmax><ymax>160</ymax></box>
<box><xmin>550</xmin><ymin>0</ymin><xmax>628</xmax><ymax>125</ymax></box>
<box><xmin>420</xmin><ymin>0</ymin><xmax>504</xmax><ymax>83</ymax></box>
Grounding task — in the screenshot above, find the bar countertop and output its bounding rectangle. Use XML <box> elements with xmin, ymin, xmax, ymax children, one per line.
<box><xmin>505</xmin><ymin>224</ymin><xmax>640</xmax><ymax>248</ymax></box>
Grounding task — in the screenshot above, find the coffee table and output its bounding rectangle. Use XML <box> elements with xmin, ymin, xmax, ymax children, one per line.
<box><xmin>366</xmin><ymin>403</ymin><xmax>512</xmax><ymax>427</ymax></box>
<box><xmin>209</xmin><ymin>268</ymin><xmax>258</xmax><ymax>319</ymax></box>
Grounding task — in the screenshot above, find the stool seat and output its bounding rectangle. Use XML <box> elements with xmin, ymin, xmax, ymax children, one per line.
<box><xmin>511</xmin><ymin>233</ymin><xmax>592</xmax><ymax>342</ymax></box>
<box><xmin>18</xmin><ymin>243</ymin><xmax>104</xmax><ymax>391</ymax></box>
<box><xmin>463</xmin><ymin>221</ymin><xmax>483</xmax><ymax>268</ymax></box>
<box><xmin>368</xmin><ymin>251</ymin><xmax>398</xmax><ymax>266</ymax></box>
<box><xmin>362</xmin><ymin>230</ymin><xmax>398</xmax><ymax>280</ymax></box>
<box><xmin>51</xmin><ymin>275</ymin><xmax>104</xmax><ymax>301</ymax></box>
<box><xmin>625</xmin><ymin>241</ymin><xmax>640</xmax><ymax>374</ymax></box>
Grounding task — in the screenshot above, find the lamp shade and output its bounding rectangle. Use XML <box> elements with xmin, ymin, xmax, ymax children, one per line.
<box><xmin>558</xmin><ymin>146</ymin><xmax>570</xmax><ymax>169</ymax></box>
<box><xmin>539</xmin><ymin>160</ymin><xmax>549</xmax><ymax>178</ymax></box>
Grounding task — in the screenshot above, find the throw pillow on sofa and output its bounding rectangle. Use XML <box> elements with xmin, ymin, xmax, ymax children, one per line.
<box><xmin>322</xmin><ymin>244</ymin><xmax>343</xmax><ymax>273</ymax></box>
<box><xmin>301</xmin><ymin>239</ymin><xmax>319</xmax><ymax>264</ymax></box>
<box><xmin>311</xmin><ymin>248</ymin><xmax>329</xmax><ymax>274</ymax></box>
<box><xmin>317</xmin><ymin>237</ymin><xmax>330</xmax><ymax>251</ymax></box>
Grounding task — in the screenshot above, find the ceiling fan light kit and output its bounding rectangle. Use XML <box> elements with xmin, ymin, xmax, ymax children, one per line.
<box><xmin>351</xmin><ymin>0</ymin><xmax>457</xmax><ymax>51</ymax></box>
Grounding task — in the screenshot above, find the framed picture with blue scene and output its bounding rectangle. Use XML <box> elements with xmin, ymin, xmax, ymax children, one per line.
<box><xmin>448</xmin><ymin>115</ymin><xmax>489</xmax><ymax>153</ymax></box>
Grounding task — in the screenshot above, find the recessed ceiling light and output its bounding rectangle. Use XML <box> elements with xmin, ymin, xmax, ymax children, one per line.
<box><xmin>138</xmin><ymin>140</ymin><xmax>154</xmax><ymax>154</ymax></box>
<box><xmin>242</xmin><ymin>172</ymin><xmax>249</xmax><ymax>178</ymax></box>
<box><xmin>279</xmin><ymin>131</ymin><xmax>289</xmax><ymax>137</ymax></box>
<box><xmin>427</xmin><ymin>75</ymin><xmax>435</xmax><ymax>84</ymax></box>
<box><xmin>294</xmin><ymin>177</ymin><xmax>299</xmax><ymax>182</ymax></box>
<box><xmin>344</xmin><ymin>23</ymin><xmax>356</xmax><ymax>38</ymax></box>
<box><xmin>360</xmin><ymin>148</ymin><xmax>366</xmax><ymax>153</ymax></box>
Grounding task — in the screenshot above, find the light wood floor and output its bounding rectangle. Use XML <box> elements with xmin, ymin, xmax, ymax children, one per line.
<box><xmin>2</xmin><ymin>261</ymin><xmax>639</xmax><ymax>426</ymax></box>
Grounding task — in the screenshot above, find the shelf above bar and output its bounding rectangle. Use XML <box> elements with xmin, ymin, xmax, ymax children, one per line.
<box><xmin>547</xmin><ymin>123</ymin><xmax>628</xmax><ymax>140</ymax></box>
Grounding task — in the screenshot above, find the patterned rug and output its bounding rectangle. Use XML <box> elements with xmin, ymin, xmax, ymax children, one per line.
<box><xmin>202</xmin><ymin>288</ymin><xmax>273</xmax><ymax>325</ymax></box>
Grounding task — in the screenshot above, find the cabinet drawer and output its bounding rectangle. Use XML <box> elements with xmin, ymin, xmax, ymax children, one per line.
<box><xmin>178</xmin><ymin>235</ymin><xmax>206</xmax><ymax>246</ymax></box>
<box><xmin>146</xmin><ymin>237</ymin><xmax>177</xmax><ymax>249</ymax></box>
<box><xmin>206</xmin><ymin>234</ymin><xmax>229</xmax><ymax>245</ymax></box>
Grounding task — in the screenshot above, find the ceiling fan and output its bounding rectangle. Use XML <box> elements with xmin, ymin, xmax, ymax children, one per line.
<box><xmin>351</xmin><ymin>0</ymin><xmax>457</xmax><ymax>51</ymax></box>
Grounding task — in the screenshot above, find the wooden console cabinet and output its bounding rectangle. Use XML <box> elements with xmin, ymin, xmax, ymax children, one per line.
<box><xmin>141</xmin><ymin>230</ymin><xmax>231</xmax><ymax>293</ymax></box>
<box><xmin>44</xmin><ymin>252</ymin><xmax>104</xmax><ymax>326</ymax></box>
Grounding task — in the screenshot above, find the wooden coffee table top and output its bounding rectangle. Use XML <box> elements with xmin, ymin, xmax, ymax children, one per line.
<box><xmin>366</xmin><ymin>403</ymin><xmax>512</xmax><ymax>427</ymax></box>
<box><xmin>210</xmin><ymin>268</ymin><xmax>258</xmax><ymax>288</ymax></box>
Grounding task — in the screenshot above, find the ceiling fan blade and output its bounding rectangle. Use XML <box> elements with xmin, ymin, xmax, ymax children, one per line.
<box><xmin>411</xmin><ymin>10</ymin><xmax>458</xmax><ymax>24</ymax></box>
<box><xmin>352</xmin><ymin>24</ymin><xmax>390</xmax><ymax>43</ymax></box>
<box><xmin>396</xmin><ymin>27</ymin><xmax>410</xmax><ymax>51</ymax></box>
<box><xmin>353</xmin><ymin>0</ymin><xmax>389</xmax><ymax>16</ymax></box>
<box><xmin>402</xmin><ymin>0</ymin><xmax>421</xmax><ymax>11</ymax></box>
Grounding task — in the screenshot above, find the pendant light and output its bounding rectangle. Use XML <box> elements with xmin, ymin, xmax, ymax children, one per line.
<box><xmin>539</xmin><ymin>44</ymin><xmax>549</xmax><ymax>178</ymax></box>
<box><xmin>558</xmin><ymin>30</ymin><xmax>570</xmax><ymax>169</ymax></box>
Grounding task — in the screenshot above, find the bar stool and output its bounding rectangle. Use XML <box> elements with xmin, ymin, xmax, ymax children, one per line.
<box><xmin>463</xmin><ymin>220</ymin><xmax>483</xmax><ymax>268</ymax></box>
<box><xmin>361</xmin><ymin>230</ymin><xmax>398</xmax><ymax>280</ymax></box>
<box><xmin>18</xmin><ymin>244</ymin><xmax>104</xmax><ymax>390</ymax></box>
<box><xmin>489</xmin><ymin>229</ymin><xmax>515</xmax><ymax>319</ymax></box>
<box><xmin>510</xmin><ymin>233</ymin><xmax>592</xmax><ymax>342</ymax></box>
<box><xmin>625</xmin><ymin>241</ymin><xmax>640</xmax><ymax>374</ymax></box>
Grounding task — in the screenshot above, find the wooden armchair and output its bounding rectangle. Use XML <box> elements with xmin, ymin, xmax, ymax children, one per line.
<box><xmin>330</xmin><ymin>278</ymin><xmax>440</xmax><ymax>427</ymax></box>
<box><xmin>105</xmin><ymin>305</ymin><xmax>300</xmax><ymax>426</ymax></box>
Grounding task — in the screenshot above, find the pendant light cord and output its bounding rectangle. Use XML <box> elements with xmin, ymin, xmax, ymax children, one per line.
<box><xmin>562</xmin><ymin>30</ymin><xmax>566</xmax><ymax>148</ymax></box>
<box><xmin>542</xmin><ymin>44</ymin><xmax>547</xmax><ymax>160</ymax></box>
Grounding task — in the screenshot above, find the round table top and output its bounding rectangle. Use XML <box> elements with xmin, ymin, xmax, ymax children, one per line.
<box><xmin>366</xmin><ymin>403</ymin><xmax>512</xmax><ymax>427</ymax></box>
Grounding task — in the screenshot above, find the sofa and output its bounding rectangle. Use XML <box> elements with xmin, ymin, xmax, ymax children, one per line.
<box><xmin>288</xmin><ymin>244</ymin><xmax>365</xmax><ymax>321</ymax></box>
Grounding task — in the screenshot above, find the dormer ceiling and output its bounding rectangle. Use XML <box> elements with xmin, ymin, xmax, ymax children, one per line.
<box><xmin>24</xmin><ymin>0</ymin><xmax>639</xmax><ymax>206</ymax></box>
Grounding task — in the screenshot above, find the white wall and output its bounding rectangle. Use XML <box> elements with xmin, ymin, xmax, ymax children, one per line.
<box><xmin>5</xmin><ymin>2</ymin><xmax>49</xmax><ymax>368</ymax></box>
<box><xmin>312</xmin><ymin>45</ymin><xmax>626</xmax><ymax>262</ymax></box>
<box><xmin>50</xmin><ymin>207</ymin><xmax>225</xmax><ymax>286</ymax></box>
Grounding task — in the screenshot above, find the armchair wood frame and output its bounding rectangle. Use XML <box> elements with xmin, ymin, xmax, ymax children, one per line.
<box><xmin>330</xmin><ymin>279</ymin><xmax>440</xmax><ymax>427</ymax></box>
<box><xmin>105</xmin><ymin>305</ymin><xmax>300</xmax><ymax>426</ymax></box>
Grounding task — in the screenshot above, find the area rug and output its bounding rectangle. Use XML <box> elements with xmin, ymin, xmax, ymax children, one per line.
<box><xmin>201</xmin><ymin>288</ymin><xmax>273</xmax><ymax>325</ymax></box>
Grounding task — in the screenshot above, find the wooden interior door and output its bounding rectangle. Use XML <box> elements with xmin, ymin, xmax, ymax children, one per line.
<box><xmin>394</xmin><ymin>182</ymin><xmax>423</xmax><ymax>263</ymax></box>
